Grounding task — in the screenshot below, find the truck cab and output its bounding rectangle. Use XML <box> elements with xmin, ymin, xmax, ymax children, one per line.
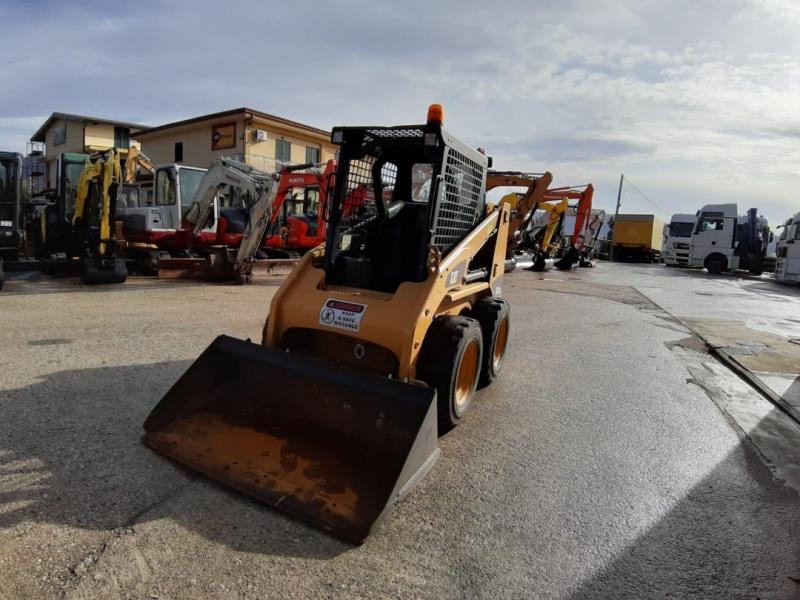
<box><xmin>775</xmin><ymin>213</ymin><xmax>800</xmax><ymax>284</ymax></box>
<box><xmin>0</xmin><ymin>151</ymin><xmax>23</xmax><ymax>260</ymax></box>
<box><xmin>663</xmin><ymin>213</ymin><xmax>695</xmax><ymax>266</ymax></box>
<box><xmin>689</xmin><ymin>203</ymin><xmax>770</xmax><ymax>275</ymax></box>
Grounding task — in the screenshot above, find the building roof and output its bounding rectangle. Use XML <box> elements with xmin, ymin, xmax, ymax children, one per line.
<box><xmin>132</xmin><ymin>107</ymin><xmax>330</xmax><ymax>140</ymax></box>
<box><xmin>31</xmin><ymin>112</ymin><xmax>149</xmax><ymax>142</ymax></box>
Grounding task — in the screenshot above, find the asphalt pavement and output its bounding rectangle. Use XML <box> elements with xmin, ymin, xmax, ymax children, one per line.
<box><xmin>1</xmin><ymin>265</ymin><xmax>799</xmax><ymax>599</ymax></box>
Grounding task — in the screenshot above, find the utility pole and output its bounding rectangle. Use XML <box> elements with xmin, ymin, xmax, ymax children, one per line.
<box><xmin>611</xmin><ymin>173</ymin><xmax>623</xmax><ymax>261</ymax></box>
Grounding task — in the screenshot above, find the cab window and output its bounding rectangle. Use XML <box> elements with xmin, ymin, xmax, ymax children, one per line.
<box><xmin>696</xmin><ymin>217</ymin><xmax>724</xmax><ymax>232</ymax></box>
<box><xmin>156</xmin><ymin>169</ymin><xmax>177</xmax><ymax>206</ymax></box>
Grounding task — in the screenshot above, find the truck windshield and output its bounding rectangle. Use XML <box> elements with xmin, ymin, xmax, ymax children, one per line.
<box><xmin>669</xmin><ymin>222</ymin><xmax>694</xmax><ymax>238</ymax></box>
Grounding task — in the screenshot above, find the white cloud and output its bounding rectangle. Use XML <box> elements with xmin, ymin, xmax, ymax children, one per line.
<box><xmin>0</xmin><ymin>0</ymin><xmax>797</xmax><ymax>224</ymax></box>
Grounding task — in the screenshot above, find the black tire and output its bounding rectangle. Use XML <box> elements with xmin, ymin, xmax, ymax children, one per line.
<box><xmin>417</xmin><ymin>316</ymin><xmax>483</xmax><ymax>431</ymax></box>
<box><xmin>530</xmin><ymin>253</ymin><xmax>547</xmax><ymax>272</ymax></box>
<box><xmin>704</xmin><ymin>254</ymin><xmax>727</xmax><ymax>275</ymax></box>
<box><xmin>80</xmin><ymin>256</ymin><xmax>127</xmax><ymax>284</ymax></box>
<box><xmin>470</xmin><ymin>297</ymin><xmax>511</xmax><ymax>388</ymax></box>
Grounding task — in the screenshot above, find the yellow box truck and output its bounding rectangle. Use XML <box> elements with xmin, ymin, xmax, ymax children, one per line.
<box><xmin>611</xmin><ymin>214</ymin><xmax>664</xmax><ymax>262</ymax></box>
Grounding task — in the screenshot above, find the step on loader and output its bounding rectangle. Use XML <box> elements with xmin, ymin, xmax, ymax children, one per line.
<box><xmin>143</xmin><ymin>105</ymin><xmax>512</xmax><ymax>543</ymax></box>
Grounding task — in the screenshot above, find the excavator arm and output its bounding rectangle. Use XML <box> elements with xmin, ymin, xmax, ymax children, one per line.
<box><xmin>68</xmin><ymin>149</ymin><xmax>127</xmax><ymax>283</ymax></box>
<box><xmin>124</xmin><ymin>146</ymin><xmax>156</xmax><ymax>182</ymax></box>
<box><xmin>544</xmin><ymin>184</ymin><xmax>594</xmax><ymax>246</ymax></box>
<box><xmin>486</xmin><ymin>170</ymin><xmax>553</xmax><ymax>255</ymax></box>
<box><xmin>72</xmin><ymin>150</ymin><xmax>122</xmax><ymax>255</ymax></box>
<box><xmin>189</xmin><ymin>157</ymin><xmax>278</xmax><ymax>237</ymax></box>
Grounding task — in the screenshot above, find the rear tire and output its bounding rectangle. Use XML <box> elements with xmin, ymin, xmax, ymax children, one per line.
<box><xmin>417</xmin><ymin>316</ymin><xmax>483</xmax><ymax>431</ymax></box>
<box><xmin>470</xmin><ymin>297</ymin><xmax>510</xmax><ymax>388</ymax></box>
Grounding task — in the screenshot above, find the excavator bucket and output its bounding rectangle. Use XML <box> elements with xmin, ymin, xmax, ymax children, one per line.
<box><xmin>143</xmin><ymin>335</ymin><xmax>440</xmax><ymax>543</ymax></box>
<box><xmin>80</xmin><ymin>256</ymin><xmax>127</xmax><ymax>284</ymax></box>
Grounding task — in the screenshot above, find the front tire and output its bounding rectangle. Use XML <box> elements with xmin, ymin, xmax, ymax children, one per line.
<box><xmin>417</xmin><ymin>316</ymin><xmax>483</xmax><ymax>431</ymax></box>
<box><xmin>470</xmin><ymin>297</ymin><xmax>510</xmax><ymax>388</ymax></box>
<box><xmin>705</xmin><ymin>254</ymin><xmax>727</xmax><ymax>274</ymax></box>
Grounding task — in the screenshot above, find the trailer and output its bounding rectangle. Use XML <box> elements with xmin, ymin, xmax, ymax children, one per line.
<box><xmin>611</xmin><ymin>214</ymin><xmax>664</xmax><ymax>262</ymax></box>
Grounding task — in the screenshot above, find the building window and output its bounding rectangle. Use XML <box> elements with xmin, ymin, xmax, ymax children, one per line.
<box><xmin>52</xmin><ymin>125</ymin><xmax>67</xmax><ymax>146</ymax></box>
<box><xmin>174</xmin><ymin>142</ymin><xmax>183</xmax><ymax>163</ymax></box>
<box><xmin>305</xmin><ymin>146</ymin><xmax>320</xmax><ymax>163</ymax></box>
<box><xmin>275</xmin><ymin>139</ymin><xmax>291</xmax><ymax>162</ymax></box>
<box><xmin>114</xmin><ymin>127</ymin><xmax>130</xmax><ymax>149</ymax></box>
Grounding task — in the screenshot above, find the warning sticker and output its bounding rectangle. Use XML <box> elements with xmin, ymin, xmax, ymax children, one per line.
<box><xmin>319</xmin><ymin>298</ymin><xmax>367</xmax><ymax>332</ymax></box>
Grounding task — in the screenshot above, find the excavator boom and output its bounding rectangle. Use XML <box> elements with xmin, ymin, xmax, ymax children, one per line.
<box><xmin>70</xmin><ymin>150</ymin><xmax>127</xmax><ymax>283</ymax></box>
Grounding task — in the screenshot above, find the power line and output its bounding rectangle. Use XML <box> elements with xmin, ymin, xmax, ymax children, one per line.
<box><xmin>622</xmin><ymin>177</ymin><xmax>670</xmax><ymax>219</ymax></box>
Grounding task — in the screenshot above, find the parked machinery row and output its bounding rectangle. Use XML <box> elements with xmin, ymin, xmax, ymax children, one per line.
<box><xmin>0</xmin><ymin>147</ymin><xmax>340</xmax><ymax>286</ymax></box>
<box><xmin>660</xmin><ymin>203</ymin><xmax>800</xmax><ymax>285</ymax></box>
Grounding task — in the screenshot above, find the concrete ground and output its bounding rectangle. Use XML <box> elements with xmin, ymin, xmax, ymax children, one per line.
<box><xmin>1</xmin><ymin>264</ymin><xmax>800</xmax><ymax>599</ymax></box>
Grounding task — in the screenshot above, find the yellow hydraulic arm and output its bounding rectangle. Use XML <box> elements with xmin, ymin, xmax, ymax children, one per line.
<box><xmin>124</xmin><ymin>146</ymin><xmax>156</xmax><ymax>182</ymax></box>
<box><xmin>72</xmin><ymin>149</ymin><xmax>122</xmax><ymax>255</ymax></box>
<box><xmin>539</xmin><ymin>199</ymin><xmax>568</xmax><ymax>253</ymax></box>
<box><xmin>486</xmin><ymin>171</ymin><xmax>553</xmax><ymax>254</ymax></box>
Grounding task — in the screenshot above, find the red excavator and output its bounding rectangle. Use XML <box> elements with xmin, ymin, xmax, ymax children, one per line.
<box><xmin>262</xmin><ymin>160</ymin><xmax>336</xmax><ymax>257</ymax></box>
<box><xmin>543</xmin><ymin>184</ymin><xmax>596</xmax><ymax>269</ymax></box>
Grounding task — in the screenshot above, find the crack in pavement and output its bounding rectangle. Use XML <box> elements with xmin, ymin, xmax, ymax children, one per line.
<box><xmin>57</xmin><ymin>476</ymin><xmax>197</xmax><ymax>597</ymax></box>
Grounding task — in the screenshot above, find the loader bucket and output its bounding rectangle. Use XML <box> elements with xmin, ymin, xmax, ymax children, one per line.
<box><xmin>143</xmin><ymin>335</ymin><xmax>439</xmax><ymax>544</ymax></box>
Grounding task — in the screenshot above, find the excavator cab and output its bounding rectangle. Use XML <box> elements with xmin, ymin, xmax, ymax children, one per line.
<box><xmin>143</xmin><ymin>106</ymin><xmax>511</xmax><ymax>543</ymax></box>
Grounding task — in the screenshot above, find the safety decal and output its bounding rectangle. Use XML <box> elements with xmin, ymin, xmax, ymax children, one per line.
<box><xmin>319</xmin><ymin>298</ymin><xmax>367</xmax><ymax>332</ymax></box>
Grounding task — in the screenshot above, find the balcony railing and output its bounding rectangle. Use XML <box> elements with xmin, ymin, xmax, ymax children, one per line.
<box><xmin>227</xmin><ymin>154</ymin><xmax>294</xmax><ymax>173</ymax></box>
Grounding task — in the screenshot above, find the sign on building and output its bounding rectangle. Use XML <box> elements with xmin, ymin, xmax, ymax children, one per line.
<box><xmin>211</xmin><ymin>123</ymin><xmax>236</xmax><ymax>150</ymax></box>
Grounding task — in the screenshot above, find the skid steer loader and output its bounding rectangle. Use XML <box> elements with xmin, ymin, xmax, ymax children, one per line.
<box><xmin>143</xmin><ymin>105</ymin><xmax>512</xmax><ymax>543</ymax></box>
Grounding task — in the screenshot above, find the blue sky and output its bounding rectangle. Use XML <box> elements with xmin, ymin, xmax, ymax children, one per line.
<box><xmin>0</xmin><ymin>0</ymin><xmax>798</xmax><ymax>224</ymax></box>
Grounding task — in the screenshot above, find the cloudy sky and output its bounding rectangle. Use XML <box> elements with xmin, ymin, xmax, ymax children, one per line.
<box><xmin>1</xmin><ymin>0</ymin><xmax>798</xmax><ymax>224</ymax></box>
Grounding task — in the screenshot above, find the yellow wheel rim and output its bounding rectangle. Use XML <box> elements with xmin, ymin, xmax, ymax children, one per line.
<box><xmin>493</xmin><ymin>317</ymin><xmax>509</xmax><ymax>370</ymax></box>
<box><xmin>455</xmin><ymin>339</ymin><xmax>480</xmax><ymax>411</ymax></box>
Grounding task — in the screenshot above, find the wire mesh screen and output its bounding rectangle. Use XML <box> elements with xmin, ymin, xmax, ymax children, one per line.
<box><xmin>339</xmin><ymin>156</ymin><xmax>377</xmax><ymax>230</ymax></box>
<box><xmin>431</xmin><ymin>147</ymin><xmax>484</xmax><ymax>254</ymax></box>
<box><xmin>365</xmin><ymin>128</ymin><xmax>424</xmax><ymax>139</ymax></box>
<box><xmin>338</xmin><ymin>158</ymin><xmax>398</xmax><ymax>230</ymax></box>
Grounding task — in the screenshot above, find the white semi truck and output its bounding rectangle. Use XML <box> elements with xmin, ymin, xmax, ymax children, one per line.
<box><xmin>688</xmin><ymin>204</ymin><xmax>772</xmax><ymax>275</ymax></box>
<box><xmin>662</xmin><ymin>213</ymin><xmax>695</xmax><ymax>266</ymax></box>
<box><xmin>775</xmin><ymin>212</ymin><xmax>800</xmax><ymax>284</ymax></box>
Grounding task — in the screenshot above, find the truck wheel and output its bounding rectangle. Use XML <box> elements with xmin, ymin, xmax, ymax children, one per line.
<box><xmin>417</xmin><ymin>316</ymin><xmax>483</xmax><ymax>431</ymax></box>
<box><xmin>470</xmin><ymin>297</ymin><xmax>510</xmax><ymax>388</ymax></box>
<box><xmin>704</xmin><ymin>254</ymin><xmax>727</xmax><ymax>274</ymax></box>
